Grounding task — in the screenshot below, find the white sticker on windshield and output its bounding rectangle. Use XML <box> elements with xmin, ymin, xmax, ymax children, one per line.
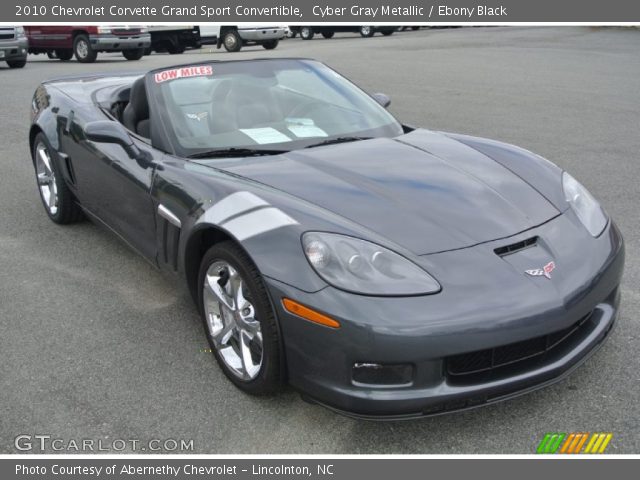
<box><xmin>287</xmin><ymin>124</ymin><xmax>328</xmax><ymax>138</ymax></box>
<box><xmin>240</xmin><ymin>128</ymin><xmax>291</xmax><ymax>145</ymax></box>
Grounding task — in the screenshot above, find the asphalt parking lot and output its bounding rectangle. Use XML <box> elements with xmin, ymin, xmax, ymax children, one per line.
<box><xmin>1</xmin><ymin>26</ymin><xmax>639</xmax><ymax>454</ymax></box>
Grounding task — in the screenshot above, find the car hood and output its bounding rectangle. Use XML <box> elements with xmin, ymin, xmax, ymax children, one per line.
<box><xmin>216</xmin><ymin>129</ymin><xmax>560</xmax><ymax>255</ymax></box>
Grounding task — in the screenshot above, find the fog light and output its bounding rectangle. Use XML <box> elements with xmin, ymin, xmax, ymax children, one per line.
<box><xmin>352</xmin><ymin>363</ymin><xmax>413</xmax><ymax>386</ymax></box>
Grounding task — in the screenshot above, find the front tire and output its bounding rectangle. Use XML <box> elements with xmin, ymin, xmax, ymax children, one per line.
<box><xmin>31</xmin><ymin>133</ymin><xmax>83</xmax><ymax>224</ymax></box>
<box><xmin>360</xmin><ymin>26</ymin><xmax>375</xmax><ymax>38</ymax></box>
<box><xmin>222</xmin><ymin>30</ymin><xmax>242</xmax><ymax>52</ymax></box>
<box><xmin>321</xmin><ymin>31</ymin><xmax>335</xmax><ymax>39</ymax></box>
<box><xmin>73</xmin><ymin>34</ymin><xmax>97</xmax><ymax>63</ymax></box>
<box><xmin>198</xmin><ymin>242</ymin><xmax>282</xmax><ymax>395</ymax></box>
<box><xmin>300</xmin><ymin>26</ymin><xmax>314</xmax><ymax>40</ymax></box>
<box><xmin>122</xmin><ymin>49</ymin><xmax>144</xmax><ymax>61</ymax></box>
<box><xmin>262</xmin><ymin>40</ymin><xmax>279</xmax><ymax>50</ymax></box>
<box><xmin>7</xmin><ymin>59</ymin><xmax>26</xmax><ymax>68</ymax></box>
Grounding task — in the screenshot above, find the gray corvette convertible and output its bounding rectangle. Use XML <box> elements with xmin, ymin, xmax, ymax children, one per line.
<box><xmin>29</xmin><ymin>59</ymin><xmax>624</xmax><ymax>418</ymax></box>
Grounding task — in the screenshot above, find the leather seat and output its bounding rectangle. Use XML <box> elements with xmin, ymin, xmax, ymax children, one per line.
<box><xmin>122</xmin><ymin>77</ymin><xmax>150</xmax><ymax>138</ymax></box>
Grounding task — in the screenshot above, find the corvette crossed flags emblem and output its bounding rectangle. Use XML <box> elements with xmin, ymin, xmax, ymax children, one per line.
<box><xmin>525</xmin><ymin>261</ymin><xmax>556</xmax><ymax>280</ymax></box>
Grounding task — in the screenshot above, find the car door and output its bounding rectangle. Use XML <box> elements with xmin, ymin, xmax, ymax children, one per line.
<box><xmin>62</xmin><ymin>122</ymin><xmax>158</xmax><ymax>262</ymax></box>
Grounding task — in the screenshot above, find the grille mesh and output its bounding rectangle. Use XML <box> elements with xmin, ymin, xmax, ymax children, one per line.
<box><xmin>447</xmin><ymin>313</ymin><xmax>592</xmax><ymax>378</ymax></box>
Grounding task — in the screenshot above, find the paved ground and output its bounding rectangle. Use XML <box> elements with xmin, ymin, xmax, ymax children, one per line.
<box><xmin>1</xmin><ymin>27</ymin><xmax>639</xmax><ymax>454</ymax></box>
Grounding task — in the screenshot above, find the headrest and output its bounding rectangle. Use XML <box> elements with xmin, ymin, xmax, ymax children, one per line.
<box><xmin>129</xmin><ymin>77</ymin><xmax>149</xmax><ymax>120</ymax></box>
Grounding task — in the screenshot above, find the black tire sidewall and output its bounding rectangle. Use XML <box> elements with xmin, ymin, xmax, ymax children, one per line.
<box><xmin>197</xmin><ymin>242</ymin><xmax>282</xmax><ymax>394</ymax></box>
<box><xmin>262</xmin><ymin>40</ymin><xmax>278</xmax><ymax>50</ymax></box>
<box><xmin>31</xmin><ymin>133</ymin><xmax>75</xmax><ymax>223</ymax></box>
<box><xmin>123</xmin><ymin>49</ymin><xmax>144</xmax><ymax>60</ymax></box>
<box><xmin>74</xmin><ymin>34</ymin><xmax>97</xmax><ymax>63</ymax></box>
<box><xmin>56</xmin><ymin>49</ymin><xmax>73</xmax><ymax>61</ymax></box>
<box><xmin>360</xmin><ymin>26</ymin><xmax>375</xmax><ymax>37</ymax></box>
<box><xmin>300</xmin><ymin>27</ymin><xmax>314</xmax><ymax>40</ymax></box>
<box><xmin>7</xmin><ymin>59</ymin><xmax>26</xmax><ymax>68</ymax></box>
<box><xmin>223</xmin><ymin>31</ymin><xmax>242</xmax><ymax>52</ymax></box>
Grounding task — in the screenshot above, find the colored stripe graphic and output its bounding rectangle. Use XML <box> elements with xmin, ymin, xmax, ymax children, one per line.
<box><xmin>537</xmin><ymin>433</ymin><xmax>565</xmax><ymax>454</ymax></box>
<box><xmin>538</xmin><ymin>433</ymin><xmax>613</xmax><ymax>454</ymax></box>
<box><xmin>584</xmin><ymin>433</ymin><xmax>613</xmax><ymax>454</ymax></box>
<box><xmin>572</xmin><ymin>433</ymin><xmax>589</xmax><ymax>453</ymax></box>
<box><xmin>559</xmin><ymin>433</ymin><xmax>575</xmax><ymax>454</ymax></box>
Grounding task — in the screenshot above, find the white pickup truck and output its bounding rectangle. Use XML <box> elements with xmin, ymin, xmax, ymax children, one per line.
<box><xmin>198</xmin><ymin>25</ymin><xmax>285</xmax><ymax>52</ymax></box>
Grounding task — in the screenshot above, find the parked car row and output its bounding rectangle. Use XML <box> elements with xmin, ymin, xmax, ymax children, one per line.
<box><xmin>2</xmin><ymin>24</ymin><xmax>415</xmax><ymax>68</ymax></box>
<box><xmin>288</xmin><ymin>25</ymin><xmax>398</xmax><ymax>39</ymax></box>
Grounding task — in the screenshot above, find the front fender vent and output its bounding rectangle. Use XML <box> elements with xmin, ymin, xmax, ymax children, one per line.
<box><xmin>494</xmin><ymin>236</ymin><xmax>538</xmax><ymax>257</ymax></box>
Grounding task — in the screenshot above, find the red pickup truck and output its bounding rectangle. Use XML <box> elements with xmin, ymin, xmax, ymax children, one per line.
<box><xmin>25</xmin><ymin>26</ymin><xmax>151</xmax><ymax>63</ymax></box>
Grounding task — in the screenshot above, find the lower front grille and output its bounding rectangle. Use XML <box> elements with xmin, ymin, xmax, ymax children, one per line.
<box><xmin>447</xmin><ymin>313</ymin><xmax>594</xmax><ymax>382</ymax></box>
<box><xmin>111</xmin><ymin>29</ymin><xmax>141</xmax><ymax>36</ymax></box>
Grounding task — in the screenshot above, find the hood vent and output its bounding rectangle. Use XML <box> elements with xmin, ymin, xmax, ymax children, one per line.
<box><xmin>494</xmin><ymin>236</ymin><xmax>538</xmax><ymax>257</ymax></box>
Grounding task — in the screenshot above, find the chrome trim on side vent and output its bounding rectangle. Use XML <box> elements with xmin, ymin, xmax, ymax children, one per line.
<box><xmin>158</xmin><ymin>204</ymin><xmax>181</xmax><ymax>228</ymax></box>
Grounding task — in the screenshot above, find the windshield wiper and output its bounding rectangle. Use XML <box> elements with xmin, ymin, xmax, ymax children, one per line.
<box><xmin>187</xmin><ymin>148</ymin><xmax>288</xmax><ymax>159</ymax></box>
<box><xmin>304</xmin><ymin>136</ymin><xmax>372</xmax><ymax>149</ymax></box>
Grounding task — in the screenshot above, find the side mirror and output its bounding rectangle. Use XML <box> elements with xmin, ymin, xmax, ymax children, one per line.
<box><xmin>372</xmin><ymin>93</ymin><xmax>391</xmax><ymax>109</ymax></box>
<box><xmin>83</xmin><ymin>121</ymin><xmax>154</xmax><ymax>168</ymax></box>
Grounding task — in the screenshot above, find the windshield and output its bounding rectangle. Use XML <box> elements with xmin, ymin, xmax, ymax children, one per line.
<box><xmin>147</xmin><ymin>59</ymin><xmax>404</xmax><ymax>157</ymax></box>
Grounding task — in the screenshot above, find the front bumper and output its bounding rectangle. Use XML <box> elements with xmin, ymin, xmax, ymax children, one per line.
<box><xmin>0</xmin><ymin>38</ymin><xmax>28</xmax><ymax>61</ymax></box>
<box><xmin>238</xmin><ymin>28</ymin><xmax>284</xmax><ymax>42</ymax></box>
<box><xmin>267</xmin><ymin>214</ymin><xmax>625</xmax><ymax>418</ymax></box>
<box><xmin>90</xmin><ymin>34</ymin><xmax>151</xmax><ymax>51</ymax></box>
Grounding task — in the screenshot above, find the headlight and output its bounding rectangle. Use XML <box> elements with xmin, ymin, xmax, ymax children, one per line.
<box><xmin>97</xmin><ymin>27</ymin><xmax>112</xmax><ymax>34</ymax></box>
<box><xmin>562</xmin><ymin>171</ymin><xmax>608</xmax><ymax>237</ymax></box>
<box><xmin>139</xmin><ymin>27</ymin><xmax>149</xmax><ymax>33</ymax></box>
<box><xmin>302</xmin><ymin>232</ymin><xmax>440</xmax><ymax>296</ymax></box>
<box><xmin>15</xmin><ymin>26</ymin><xmax>25</xmax><ymax>37</ymax></box>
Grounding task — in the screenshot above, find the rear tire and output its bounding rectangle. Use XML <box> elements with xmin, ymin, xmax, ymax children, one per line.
<box><xmin>198</xmin><ymin>242</ymin><xmax>282</xmax><ymax>395</ymax></box>
<box><xmin>382</xmin><ymin>30</ymin><xmax>394</xmax><ymax>36</ymax></box>
<box><xmin>262</xmin><ymin>40</ymin><xmax>278</xmax><ymax>50</ymax></box>
<box><xmin>300</xmin><ymin>27</ymin><xmax>314</xmax><ymax>40</ymax></box>
<box><xmin>222</xmin><ymin>30</ymin><xmax>242</xmax><ymax>52</ymax></box>
<box><xmin>73</xmin><ymin>34</ymin><xmax>97</xmax><ymax>63</ymax></box>
<box><xmin>321</xmin><ymin>31</ymin><xmax>335</xmax><ymax>39</ymax></box>
<box><xmin>56</xmin><ymin>49</ymin><xmax>73</xmax><ymax>61</ymax></box>
<box><xmin>167</xmin><ymin>42</ymin><xmax>186</xmax><ymax>54</ymax></box>
<box><xmin>122</xmin><ymin>49</ymin><xmax>144</xmax><ymax>61</ymax></box>
<box><xmin>7</xmin><ymin>59</ymin><xmax>26</xmax><ymax>68</ymax></box>
<box><xmin>31</xmin><ymin>133</ymin><xmax>83</xmax><ymax>224</ymax></box>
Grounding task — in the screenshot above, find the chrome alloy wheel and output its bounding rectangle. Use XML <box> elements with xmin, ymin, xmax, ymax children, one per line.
<box><xmin>203</xmin><ymin>261</ymin><xmax>263</xmax><ymax>380</ymax></box>
<box><xmin>35</xmin><ymin>142</ymin><xmax>58</xmax><ymax>215</ymax></box>
<box><xmin>76</xmin><ymin>39</ymin><xmax>89</xmax><ymax>59</ymax></box>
